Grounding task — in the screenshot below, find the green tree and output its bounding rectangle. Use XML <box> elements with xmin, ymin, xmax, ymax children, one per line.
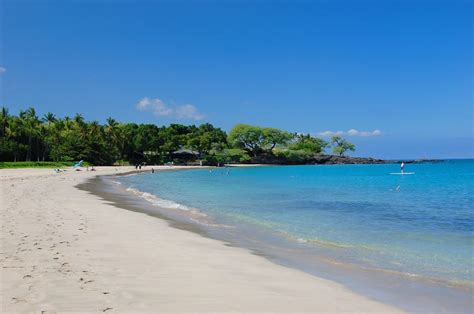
<box><xmin>228</xmin><ymin>124</ymin><xmax>265</xmax><ymax>157</ymax></box>
<box><xmin>19</xmin><ymin>107</ymin><xmax>41</xmax><ymax>161</ymax></box>
<box><xmin>187</xmin><ymin>123</ymin><xmax>227</xmax><ymax>161</ymax></box>
<box><xmin>207</xmin><ymin>147</ymin><xmax>251</xmax><ymax>165</ymax></box>
<box><xmin>43</xmin><ymin>112</ymin><xmax>56</xmax><ymax>126</ymax></box>
<box><xmin>290</xmin><ymin>134</ymin><xmax>328</xmax><ymax>154</ymax></box>
<box><xmin>0</xmin><ymin>107</ymin><xmax>9</xmax><ymax>137</ymax></box>
<box><xmin>0</xmin><ymin>106</ymin><xmax>365</xmax><ymax>166</ymax></box>
<box><xmin>262</xmin><ymin>127</ymin><xmax>294</xmax><ymax>151</ymax></box>
<box><xmin>0</xmin><ymin>107</ymin><xmax>17</xmax><ymax>161</ymax></box>
<box><xmin>40</xmin><ymin>112</ymin><xmax>57</xmax><ymax>161</ymax></box>
<box><xmin>331</xmin><ymin>135</ymin><xmax>355</xmax><ymax>156</ymax></box>
<box><xmin>104</xmin><ymin>117</ymin><xmax>121</xmax><ymax>163</ymax></box>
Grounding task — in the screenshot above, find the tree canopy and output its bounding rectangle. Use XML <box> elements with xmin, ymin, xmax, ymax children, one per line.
<box><xmin>0</xmin><ymin>106</ymin><xmax>356</xmax><ymax>165</ymax></box>
<box><xmin>331</xmin><ymin>135</ymin><xmax>355</xmax><ymax>156</ymax></box>
<box><xmin>227</xmin><ymin>124</ymin><xmax>266</xmax><ymax>157</ymax></box>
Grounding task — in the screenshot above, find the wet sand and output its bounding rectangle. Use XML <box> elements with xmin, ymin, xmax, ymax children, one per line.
<box><xmin>1</xmin><ymin>166</ymin><xmax>402</xmax><ymax>313</ymax></box>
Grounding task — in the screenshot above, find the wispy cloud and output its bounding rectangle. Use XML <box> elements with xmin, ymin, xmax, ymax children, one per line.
<box><xmin>175</xmin><ymin>104</ymin><xmax>204</xmax><ymax>120</ymax></box>
<box><xmin>316</xmin><ymin>129</ymin><xmax>382</xmax><ymax>137</ymax></box>
<box><xmin>0</xmin><ymin>67</ymin><xmax>6</xmax><ymax>75</ymax></box>
<box><xmin>137</xmin><ymin>97</ymin><xmax>173</xmax><ymax>116</ymax></box>
<box><xmin>136</xmin><ymin>97</ymin><xmax>205</xmax><ymax>120</ymax></box>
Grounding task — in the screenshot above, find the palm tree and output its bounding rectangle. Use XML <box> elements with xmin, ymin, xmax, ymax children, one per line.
<box><xmin>74</xmin><ymin>113</ymin><xmax>88</xmax><ymax>140</ymax></box>
<box><xmin>74</xmin><ymin>113</ymin><xmax>85</xmax><ymax>125</ymax></box>
<box><xmin>38</xmin><ymin>123</ymin><xmax>48</xmax><ymax>161</ymax></box>
<box><xmin>0</xmin><ymin>107</ymin><xmax>9</xmax><ymax>137</ymax></box>
<box><xmin>41</xmin><ymin>112</ymin><xmax>57</xmax><ymax>161</ymax></box>
<box><xmin>89</xmin><ymin>120</ymin><xmax>101</xmax><ymax>138</ymax></box>
<box><xmin>49</xmin><ymin>119</ymin><xmax>65</xmax><ymax>161</ymax></box>
<box><xmin>19</xmin><ymin>107</ymin><xmax>40</xmax><ymax>161</ymax></box>
<box><xmin>42</xmin><ymin>112</ymin><xmax>56</xmax><ymax>126</ymax></box>
<box><xmin>105</xmin><ymin>117</ymin><xmax>121</xmax><ymax>163</ymax></box>
<box><xmin>5</xmin><ymin>116</ymin><xmax>22</xmax><ymax>162</ymax></box>
<box><xmin>63</xmin><ymin>116</ymin><xmax>72</xmax><ymax>131</ymax></box>
<box><xmin>105</xmin><ymin>117</ymin><xmax>118</xmax><ymax>136</ymax></box>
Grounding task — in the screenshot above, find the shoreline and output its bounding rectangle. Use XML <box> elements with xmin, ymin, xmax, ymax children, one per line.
<box><xmin>95</xmin><ymin>169</ymin><xmax>473</xmax><ymax>314</ymax></box>
<box><xmin>0</xmin><ymin>166</ymin><xmax>403</xmax><ymax>313</ymax></box>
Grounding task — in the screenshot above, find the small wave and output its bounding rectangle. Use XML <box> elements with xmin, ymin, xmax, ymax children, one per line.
<box><xmin>125</xmin><ymin>187</ymin><xmax>206</xmax><ymax>217</ymax></box>
<box><xmin>189</xmin><ymin>217</ymin><xmax>235</xmax><ymax>228</ymax></box>
<box><xmin>120</xmin><ymin>173</ymin><xmax>140</xmax><ymax>178</ymax></box>
<box><xmin>279</xmin><ymin>231</ymin><xmax>375</xmax><ymax>250</ymax></box>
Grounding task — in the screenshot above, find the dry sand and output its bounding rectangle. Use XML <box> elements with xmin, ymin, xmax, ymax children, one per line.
<box><xmin>0</xmin><ymin>166</ymin><xmax>403</xmax><ymax>313</ymax></box>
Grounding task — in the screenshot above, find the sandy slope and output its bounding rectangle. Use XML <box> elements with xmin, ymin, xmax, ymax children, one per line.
<box><xmin>0</xmin><ymin>166</ymin><xmax>403</xmax><ymax>313</ymax></box>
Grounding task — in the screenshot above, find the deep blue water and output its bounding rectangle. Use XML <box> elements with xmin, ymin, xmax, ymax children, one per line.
<box><xmin>117</xmin><ymin>160</ymin><xmax>474</xmax><ymax>284</ymax></box>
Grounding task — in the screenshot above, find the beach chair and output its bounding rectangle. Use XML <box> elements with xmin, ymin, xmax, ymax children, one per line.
<box><xmin>73</xmin><ymin>160</ymin><xmax>84</xmax><ymax>170</ymax></box>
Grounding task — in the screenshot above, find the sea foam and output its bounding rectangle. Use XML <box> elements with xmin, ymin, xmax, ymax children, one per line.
<box><xmin>125</xmin><ymin>187</ymin><xmax>206</xmax><ymax>217</ymax></box>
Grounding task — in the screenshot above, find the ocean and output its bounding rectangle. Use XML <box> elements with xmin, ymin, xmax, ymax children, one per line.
<box><xmin>112</xmin><ymin>160</ymin><xmax>474</xmax><ymax>311</ymax></box>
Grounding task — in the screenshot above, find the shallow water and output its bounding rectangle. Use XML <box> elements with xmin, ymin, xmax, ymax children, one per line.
<box><xmin>108</xmin><ymin>161</ymin><xmax>474</xmax><ymax>313</ymax></box>
<box><xmin>117</xmin><ymin>160</ymin><xmax>474</xmax><ymax>287</ymax></box>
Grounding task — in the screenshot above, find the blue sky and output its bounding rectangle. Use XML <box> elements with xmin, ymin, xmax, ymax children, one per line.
<box><xmin>1</xmin><ymin>0</ymin><xmax>472</xmax><ymax>159</ymax></box>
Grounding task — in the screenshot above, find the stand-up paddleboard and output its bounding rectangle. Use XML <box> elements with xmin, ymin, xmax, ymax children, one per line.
<box><xmin>390</xmin><ymin>172</ymin><xmax>415</xmax><ymax>175</ymax></box>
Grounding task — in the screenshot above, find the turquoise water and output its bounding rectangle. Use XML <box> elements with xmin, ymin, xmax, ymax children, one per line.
<box><xmin>117</xmin><ymin>160</ymin><xmax>474</xmax><ymax>285</ymax></box>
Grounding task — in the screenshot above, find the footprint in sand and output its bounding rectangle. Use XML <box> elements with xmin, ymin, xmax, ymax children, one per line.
<box><xmin>11</xmin><ymin>297</ymin><xmax>27</xmax><ymax>304</ymax></box>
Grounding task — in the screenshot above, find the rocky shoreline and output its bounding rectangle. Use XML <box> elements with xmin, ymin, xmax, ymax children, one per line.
<box><xmin>238</xmin><ymin>155</ymin><xmax>444</xmax><ymax>166</ymax></box>
<box><xmin>310</xmin><ymin>155</ymin><xmax>387</xmax><ymax>164</ymax></box>
<box><xmin>308</xmin><ymin>155</ymin><xmax>444</xmax><ymax>165</ymax></box>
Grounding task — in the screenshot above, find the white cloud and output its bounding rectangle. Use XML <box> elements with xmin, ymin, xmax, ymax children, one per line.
<box><xmin>347</xmin><ymin>129</ymin><xmax>359</xmax><ymax>136</ymax></box>
<box><xmin>316</xmin><ymin>129</ymin><xmax>382</xmax><ymax>137</ymax></box>
<box><xmin>136</xmin><ymin>97</ymin><xmax>204</xmax><ymax>120</ymax></box>
<box><xmin>175</xmin><ymin>104</ymin><xmax>204</xmax><ymax>120</ymax></box>
<box><xmin>371</xmin><ymin>129</ymin><xmax>382</xmax><ymax>136</ymax></box>
<box><xmin>317</xmin><ymin>130</ymin><xmax>344</xmax><ymax>137</ymax></box>
<box><xmin>137</xmin><ymin>97</ymin><xmax>173</xmax><ymax>116</ymax></box>
<box><xmin>0</xmin><ymin>67</ymin><xmax>6</xmax><ymax>75</ymax></box>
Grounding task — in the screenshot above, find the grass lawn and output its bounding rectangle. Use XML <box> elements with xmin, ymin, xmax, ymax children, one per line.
<box><xmin>0</xmin><ymin>161</ymin><xmax>90</xmax><ymax>169</ymax></box>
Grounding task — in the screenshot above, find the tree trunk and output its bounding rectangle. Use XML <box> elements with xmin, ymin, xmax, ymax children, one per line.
<box><xmin>36</xmin><ymin>139</ymin><xmax>40</xmax><ymax>161</ymax></box>
<box><xmin>26</xmin><ymin>133</ymin><xmax>32</xmax><ymax>161</ymax></box>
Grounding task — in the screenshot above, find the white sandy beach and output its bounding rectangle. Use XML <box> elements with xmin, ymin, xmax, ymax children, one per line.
<box><xmin>0</xmin><ymin>166</ymin><xmax>403</xmax><ymax>313</ymax></box>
